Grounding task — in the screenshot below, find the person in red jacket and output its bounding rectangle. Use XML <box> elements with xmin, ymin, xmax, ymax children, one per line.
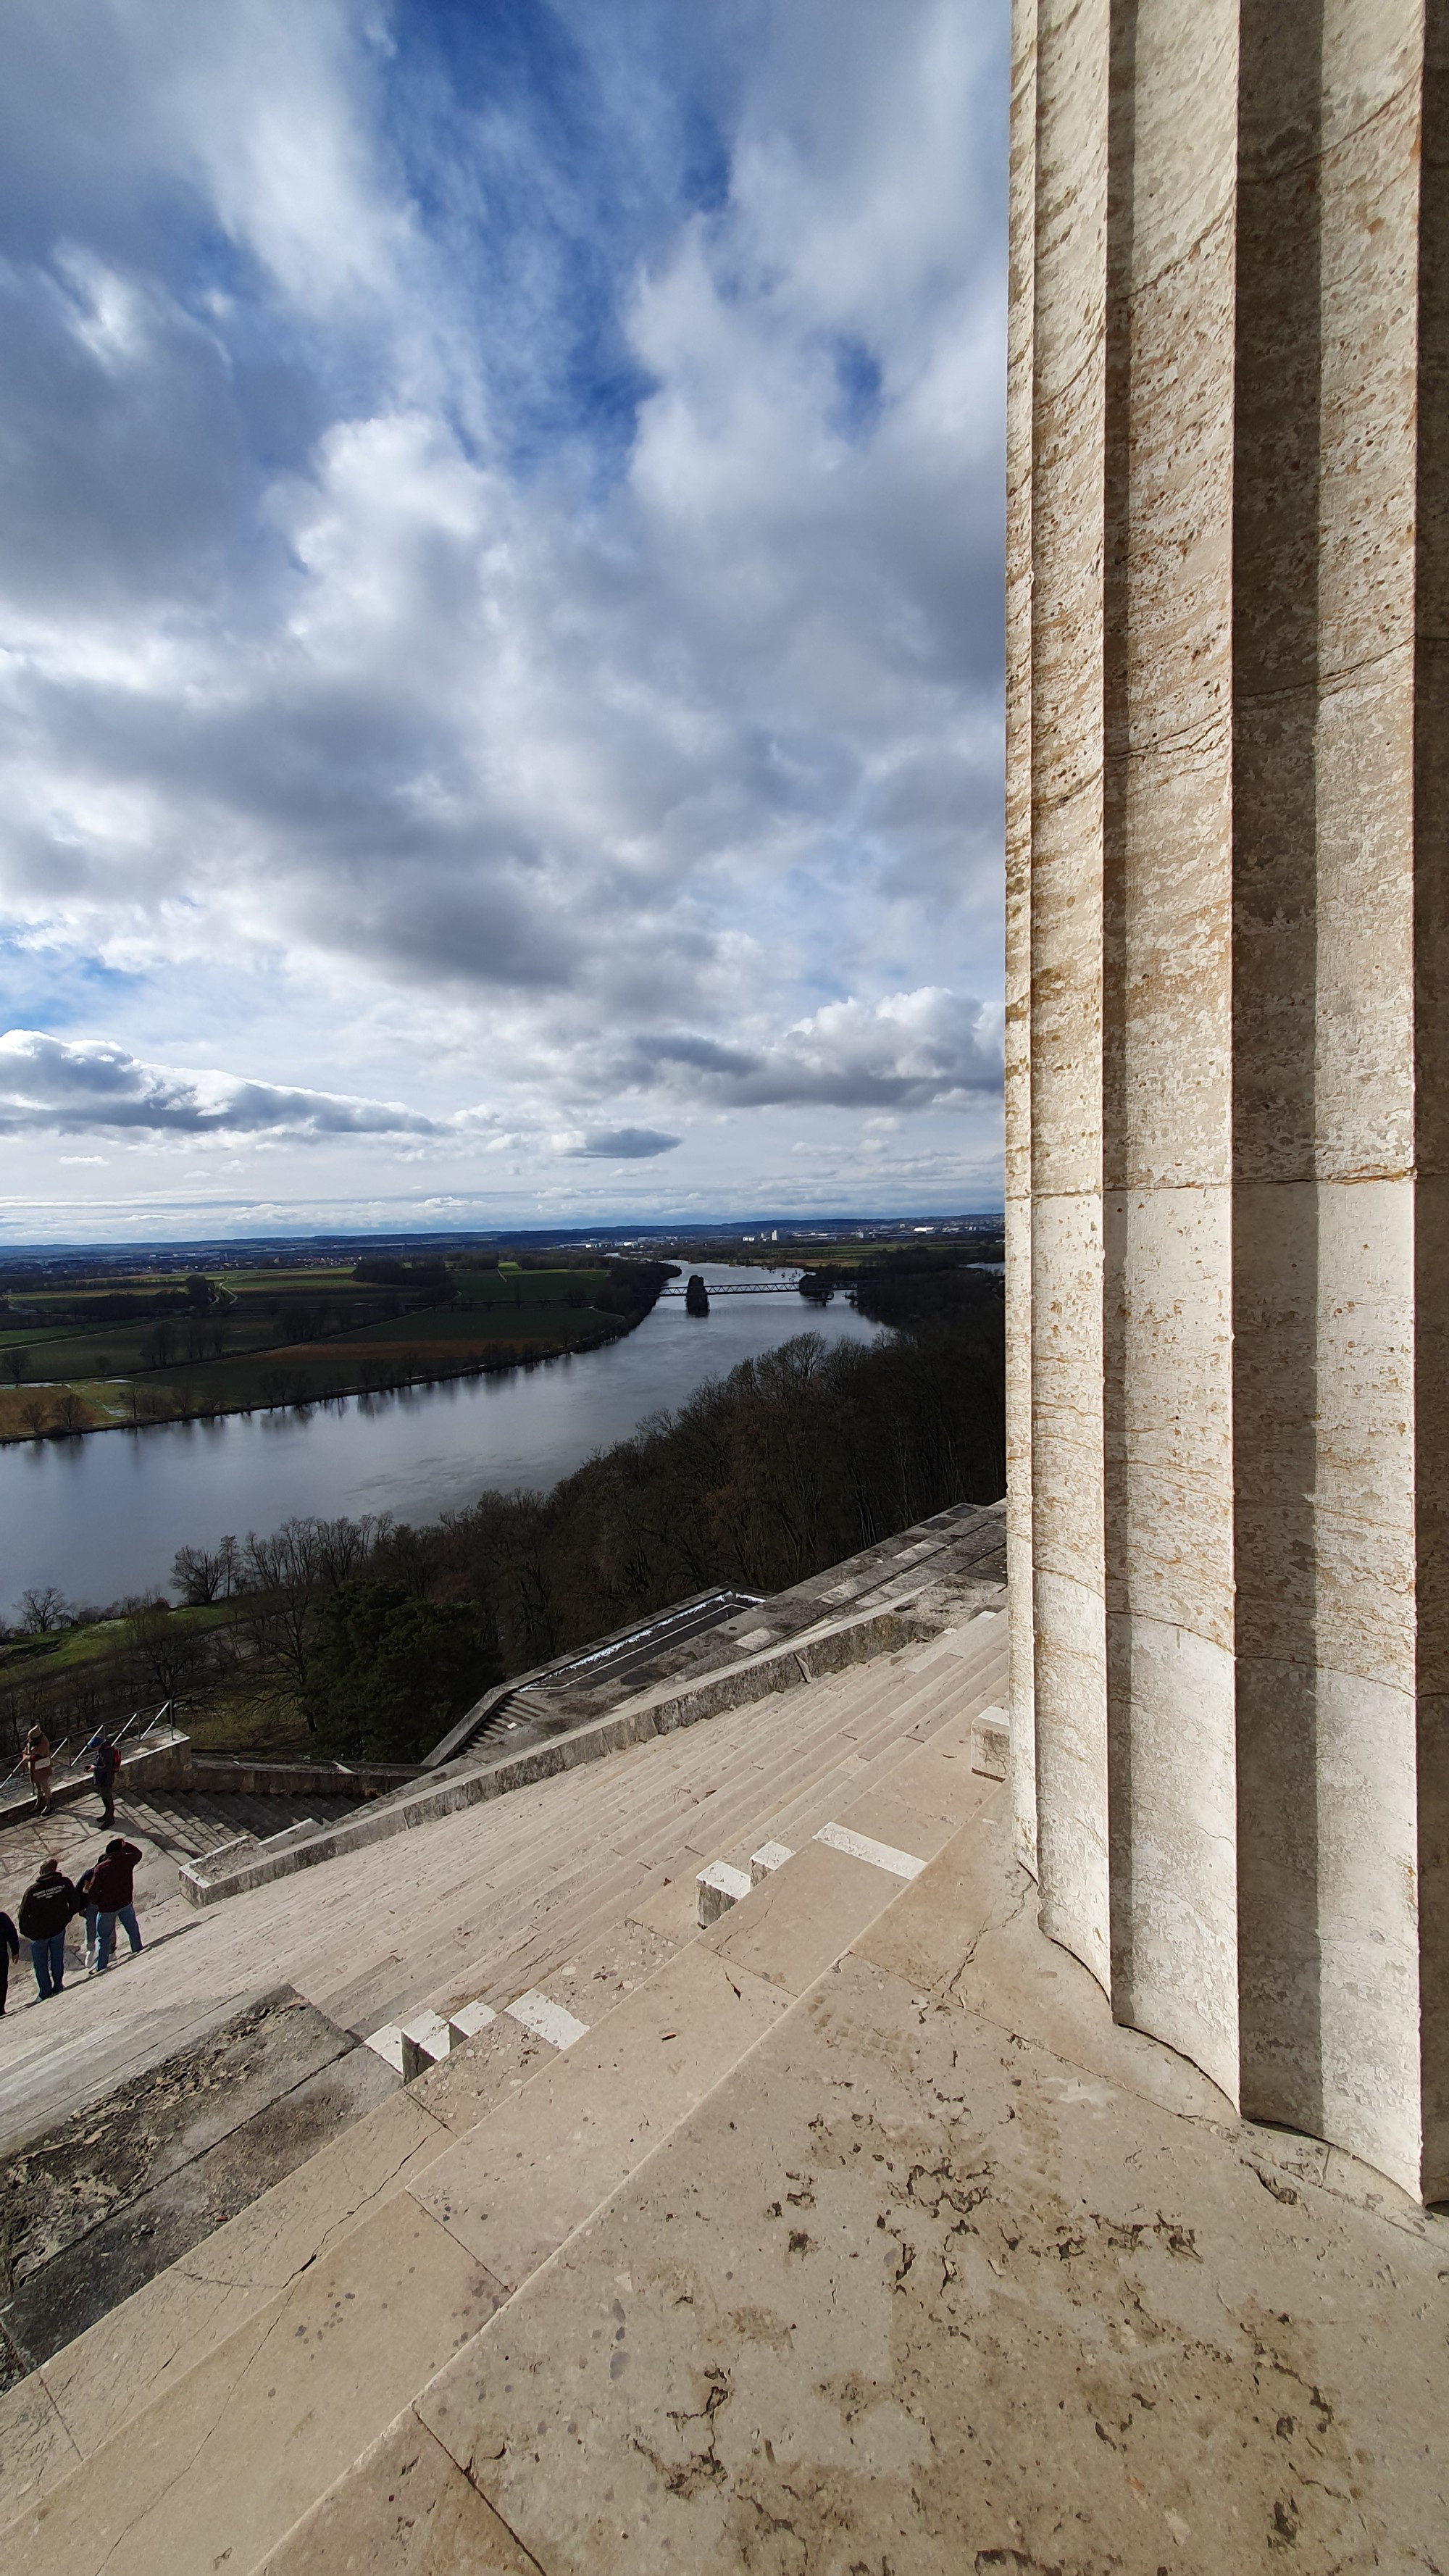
<box><xmin>89</xmin><ymin>1838</ymin><xmax>143</xmax><ymax>1973</ymax></box>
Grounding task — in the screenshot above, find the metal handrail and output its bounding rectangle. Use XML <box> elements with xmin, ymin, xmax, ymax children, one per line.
<box><xmin>2</xmin><ymin>1701</ymin><xmax>174</xmax><ymax>1796</ymax></box>
<box><xmin>55</xmin><ymin>1701</ymin><xmax>174</xmax><ymax>1778</ymax></box>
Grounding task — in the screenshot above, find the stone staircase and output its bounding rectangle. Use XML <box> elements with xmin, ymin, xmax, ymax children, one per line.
<box><xmin>0</xmin><ymin>1609</ymin><xmax>1008</xmax><ymax>2573</ymax></box>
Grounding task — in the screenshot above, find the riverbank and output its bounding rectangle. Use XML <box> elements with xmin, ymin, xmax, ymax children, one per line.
<box><xmin>0</xmin><ymin>1318</ymin><xmax>631</xmax><ymax>1446</ymax></box>
<box><xmin>0</xmin><ymin>1257</ymin><xmax>672</xmax><ymax>1446</ymax></box>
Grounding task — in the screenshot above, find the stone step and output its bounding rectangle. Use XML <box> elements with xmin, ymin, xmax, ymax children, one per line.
<box><xmin>0</xmin><ymin>1948</ymin><xmax>641</xmax><ymax>2536</ymax></box>
<box><xmin>330</xmin><ymin>1634</ymin><xmax>1004</xmax><ymax>2044</ymax></box>
<box><xmin>0</xmin><ymin>1614</ymin><xmax>1006</xmax><ymax>2158</ymax></box>
<box><xmin>0</xmin><ymin>1622</ymin><xmax>1008</xmax><ymax>2535</ymax></box>
<box><xmin>0</xmin><ymin>1744</ymin><xmax>1000</xmax><ymax>2576</ymax></box>
<box><xmin>258</xmin><ymin>1736</ymin><xmax>1011</xmax><ymax>2572</ymax></box>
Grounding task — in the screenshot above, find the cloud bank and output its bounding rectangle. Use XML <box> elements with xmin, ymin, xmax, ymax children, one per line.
<box><xmin>0</xmin><ymin>0</ymin><xmax>1007</xmax><ymax>1234</ymax></box>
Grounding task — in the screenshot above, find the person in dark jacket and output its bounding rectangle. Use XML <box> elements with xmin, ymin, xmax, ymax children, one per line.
<box><xmin>88</xmin><ymin>1733</ymin><xmax>121</xmax><ymax>1826</ymax></box>
<box><xmin>17</xmin><ymin>1860</ymin><xmax>78</xmax><ymax>1998</ymax></box>
<box><xmin>0</xmin><ymin>1909</ymin><xmax>18</xmax><ymax>2014</ymax></box>
<box><xmin>90</xmin><ymin>1838</ymin><xmax>143</xmax><ymax>1972</ymax></box>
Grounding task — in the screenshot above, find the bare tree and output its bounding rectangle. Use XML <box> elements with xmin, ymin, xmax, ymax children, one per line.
<box><xmin>54</xmin><ymin>1389</ymin><xmax>87</xmax><ymax>1435</ymax></box>
<box><xmin>238</xmin><ymin>1515</ymin><xmax>384</xmax><ymax>1705</ymax></box>
<box><xmin>20</xmin><ymin>1585</ymin><xmax>72</xmax><ymax>1633</ymax></box>
<box><xmin>172</xmin><ymin>1536</ymin><xmax>241</xmax><ymax>1604</ymax></box>
<box><xmin>21</xmin><ymin>1395</ymin><xmax>50</xmax><ymax>1438</ymax></box>
<box><xmin>120</xmin><ymin>1596</ymin><xmax>213</xmax><ymax>1704</ymax></box>
<box><xmin>4</xmin><ymin>1347</ymin><xmax>28</xmax><ymax>1390</ymax></box>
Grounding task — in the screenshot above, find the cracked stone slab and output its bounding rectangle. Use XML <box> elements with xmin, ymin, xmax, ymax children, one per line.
<box><xmin>1</xmin><ymin>2035</ymin><xmax>398</xmax><ymax>2373</ymax></box>
<box><xmin>0</xmin><ymin>2083</ymin><xmax>454</xmax><ymax>2526</ymax></box>
<box><xmin>414</xmin><ymin>1947</ymin><xmax>1449</xmax><ymax>2573</ymax></box>
<box><xmin>256</xmin><ymin>2407</ymin><xmax>540</xmax><ymax>2574</ymax></box>
<box><xmin>852</xmin><ymin>1796</ymin><xmax>1231</xmax><ymax>2125</ymax></box>
<box><xmin>3</xmin><ymin>2196</ymin><xmax>504</xmax><ymax>2576</ymax></box>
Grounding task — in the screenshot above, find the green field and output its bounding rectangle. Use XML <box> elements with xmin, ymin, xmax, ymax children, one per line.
<box><xmin>0</xmin><ymin>1260</ymin><xmax>635</xmax><ymax>1441</ymax></box>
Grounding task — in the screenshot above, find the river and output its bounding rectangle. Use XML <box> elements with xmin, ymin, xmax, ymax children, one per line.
<box><xmin>0</xmin><ymin>1267</ymin><xmax>882</xmax><ymax>1612</ymax></box>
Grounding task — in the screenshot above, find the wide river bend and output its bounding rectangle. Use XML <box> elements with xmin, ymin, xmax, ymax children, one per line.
<box><xmin>0</xmin><ymin>1267</ymin><xmax>882</xmax><ymax>1610</ymax></box>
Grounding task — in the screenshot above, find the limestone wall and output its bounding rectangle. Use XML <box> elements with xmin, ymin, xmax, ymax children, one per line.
<box><xmin>1008</xmin><ymin>0</ymin><xmax>1448</xmax><ymax>2201</ymax></box>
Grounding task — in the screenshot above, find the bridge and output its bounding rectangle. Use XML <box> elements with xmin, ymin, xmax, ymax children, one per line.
<box><xmin>657</xmin><ymin>1280</ymin><xmax>810</xmax><ymax>1295</ymax></box>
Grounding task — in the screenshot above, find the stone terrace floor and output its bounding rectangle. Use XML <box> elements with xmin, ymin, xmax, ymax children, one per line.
<box><xmin>277</xmin><ymin>1787</ymin><xmax>1449</xmax><ymax>2576</ymax></box>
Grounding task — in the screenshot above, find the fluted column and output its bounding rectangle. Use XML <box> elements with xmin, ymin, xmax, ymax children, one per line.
<box><xmin>1004</xmin><ymin>0</ymin><xmax>1037</xmax><ymax>1884</ymax></box>
<box><xmin>1009</xmin><ymin>0</ymin><xmax>1448</xmax><ymax>2202</ymax></box>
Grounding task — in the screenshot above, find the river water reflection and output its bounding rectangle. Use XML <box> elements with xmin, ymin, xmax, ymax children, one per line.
<box><xmin>0</xmin><ymin>1268</ymin><xmax>882</xmax><ymax>1611</ymax></box>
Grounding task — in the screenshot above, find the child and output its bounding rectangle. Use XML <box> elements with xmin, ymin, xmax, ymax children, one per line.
<box><xmin>74</xmin><ymin>1863</ymin><xmax>98</xmax><ymax>1972</ymax></box>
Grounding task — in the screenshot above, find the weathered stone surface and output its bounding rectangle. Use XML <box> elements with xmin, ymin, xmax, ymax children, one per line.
<box><xmin>257</xmin><ymin>2410</ymin><xmax>538</xmax><ymax>2574</ymax></box>
<box><xmin>0</xmin><ymin>2081</ymin><xmax>455</xmax><ymax>2524</ymax></box>
<box><xmin>0</xmin><ymin>1990</ymin><xmax>375</xmax><ymax>2367</ymax></box>
<box><xmin>412</xmin><ymin>1943</ymin><xmax>789</xmax><ymax>2290</ymax></box>
<box><xmin>416</xmin><ymin>1935</ymin><xmax>1449</xmax><ymax>2572</ymax></box>
<box><xmin>4</xmin><ymin>2197</ymin><xmax>502</xmax><ymax>2576</ymax></box>
<box><xmin>2</xmin><ymin>2034</ymin><xmax>396</xmax><ymax>2370</ymax></box>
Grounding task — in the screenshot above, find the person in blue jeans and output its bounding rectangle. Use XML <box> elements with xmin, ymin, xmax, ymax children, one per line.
<box><xmin>17</xmin><ymin>1859</ymin><xmax>78</xmax><ymax>1998</ymax></box>
<box><xmin>90</xmin><ymin>1837</ymin><xmax>144</xmax><ymax>1972</ymax></box>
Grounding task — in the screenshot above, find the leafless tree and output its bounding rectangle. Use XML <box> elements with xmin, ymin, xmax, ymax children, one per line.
<box><xmin>20</xmin><ymin>1584</ymin><xmax>72</xmax><ymax>1633</ymax></box>
<box><xmin>238</xmin><ymin>1514</ymin><xmax>388</xmax><ymax>1704</ymax></box>
<box><xmin>172</xmin><ymin>1535</ymin><xmax>241</xmax><ymax>1604</ymax></box>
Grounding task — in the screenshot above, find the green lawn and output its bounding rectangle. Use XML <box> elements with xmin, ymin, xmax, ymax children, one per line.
<box><xmin>0</xmin><ymin>1602</ymin><xmax>234</xmax><ymax>1672</ymax></box>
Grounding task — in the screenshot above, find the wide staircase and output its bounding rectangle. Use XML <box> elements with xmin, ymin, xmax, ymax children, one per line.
<box><xmin>0</xmin><ymin>1603</ymin><xmax>1009</xmax><ymax>2573</ymax></box>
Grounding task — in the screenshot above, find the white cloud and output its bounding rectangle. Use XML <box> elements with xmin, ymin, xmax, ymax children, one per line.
<box><xmin>0</xmin><ymin>1030</ymin><xmax>442</xmax><ymax>1138</ymax></box>
<box><xmin>616</xmin><ymin>988</ymin><xmax>1001</xmax><ymax>1112</ymax></box>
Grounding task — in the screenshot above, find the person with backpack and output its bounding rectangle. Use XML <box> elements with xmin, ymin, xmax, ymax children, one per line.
<box><xmin>88</xmin><ymin>1733</ymin><xmax>121</xmax><ymax>1825</ymax></box>
<box><xmin>90</xmin><ymin>1838</ymin><xmax>144</xmax><ymax>1972</ymax></box>
<box><xmin>17</xmin><ymin>1859</ymin><xmax>78</xmax><ymax>1998</ymax></box>
<box><xmin>0</xmin><ymin>1907</ymin><xmax>18</xmax><ymax>2014</ymax></box>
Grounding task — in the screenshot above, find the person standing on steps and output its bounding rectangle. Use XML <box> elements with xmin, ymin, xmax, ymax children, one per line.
<box><xmin>91</xmin><ymin>1837</ymin><xmax>144</xmax><ymax>1972</ymax></box>
<box><xmin>23</xmin><ymin>1725</ymin><xmax>52</xmax><ymax>1814</ymax></box>
<box><xmin>17</xmin><ymin>1858</ymin><xmax>78</xmax><ymax>1998</ymax></box>
<box><xmin>75</xmin><ymin>1861</ymin><xmax>99</xmax><ymax>1971</ymax></box>
<box><xmin>88</xmin><ymin>1731</ymin><xmax>120</xmax><ymax>1826</ymax></box>
<box><xmin>0</xmin><ymin>1906</ymin><xmax>18</xmax><ymax>2013</ymax></box>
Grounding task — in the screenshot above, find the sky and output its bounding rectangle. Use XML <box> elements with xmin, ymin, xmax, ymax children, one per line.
<box><xmin>0</xmin><ymin>0</ymin><xmax>1007</xmax><ymax>1244</ymax></box>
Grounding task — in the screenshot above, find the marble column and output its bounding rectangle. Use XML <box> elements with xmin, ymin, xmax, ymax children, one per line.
<box><xmin>1006</xmin><ymin>0</ymin><xmax>1448</xmax><ymax>2202</ymax></box>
